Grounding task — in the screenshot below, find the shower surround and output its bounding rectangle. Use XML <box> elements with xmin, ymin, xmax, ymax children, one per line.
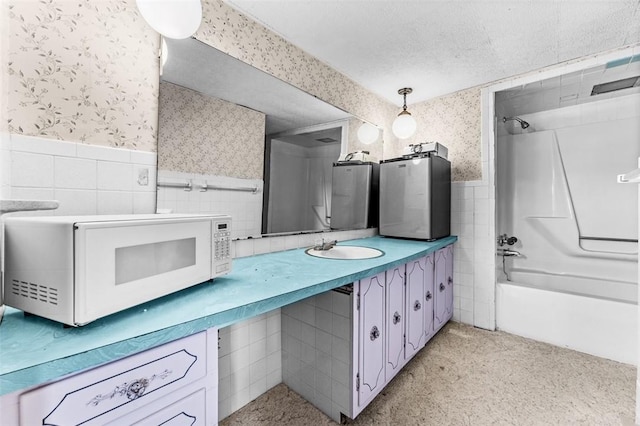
<box><xmin>495</xmin><ymin>93</ymin><xmax>639</xmax><ymax>364</ymax></box>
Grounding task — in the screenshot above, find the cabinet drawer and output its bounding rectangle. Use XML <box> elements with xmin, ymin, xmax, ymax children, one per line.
<box><xmin>19</xmin><ymin>332</ymin><xmax>207</xmax><ymax>425</ymax></box>
<box><xmin>108</xmin><ymin>388</ymin><xmax>207</xmax><ymax>426</ymax></box>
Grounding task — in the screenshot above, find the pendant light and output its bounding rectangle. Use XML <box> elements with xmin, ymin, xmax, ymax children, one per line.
<box><xmin>392</xmin><ymin>88</ymin><xmax>417</xmax><ymax>139</ymax></box>
<box><xmin>357</xmin><ymin>122</ymin><xmax>380</xmax><ymax>145</ymax></box>
<box><xmin>136</xmin><ymin>0</ymin><xmax>202</xmax><ymax>40</ymax></box>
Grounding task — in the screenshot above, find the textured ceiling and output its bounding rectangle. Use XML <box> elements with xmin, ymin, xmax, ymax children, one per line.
<box><xmin>224</xmin><ymin>0</ymin><xmax>640</xmax><ymax>105</ymax></box>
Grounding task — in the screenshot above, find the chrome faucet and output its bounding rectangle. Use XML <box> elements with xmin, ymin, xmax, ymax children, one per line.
<box><xmin>313</xmin><ymin>239</ymin><xmax>338</xmax><ymax>251</ymax></box>
<box><xmin>497</xmin><ymin>248</ymin><xmax>521</xmax><ymax>257</ymax></box>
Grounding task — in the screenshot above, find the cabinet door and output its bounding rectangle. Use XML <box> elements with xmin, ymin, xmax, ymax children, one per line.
<box><xmin>385</xmin><ymin>266</ymin><xmax>405</xmax><ymax>381</ymax></box>
<box><xmin>405</xmin><ymin>257</ymin><xmax>426</xmax><ymax>359</ymax></box>
<box><xmin>357</xmin><ymin>272</ymin><xmax>385</xmax><ymax>408</ymax></box>
<box><xmin>424</xmin><ymin>253</ymin><xmax>436</xmax><ymax>342</ymax></box>
<box><xmin>434</xmin><ymin>248</ymin><xmax>448</xmax><ymax>330</ymax></box>
<box><xmin>445</xmin><ymin>244</ymin><xmax>454</xmax><ymax>319</ymax></box>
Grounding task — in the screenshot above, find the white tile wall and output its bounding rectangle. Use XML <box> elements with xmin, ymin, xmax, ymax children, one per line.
<box><xmin>450</xmin><ymin>176</ymin><xmax>496</xmax><ymax>329</ymax></box>
<box><xmin>54</xmin><ymin>157</ymin><xmax>97</xmax><ymax>189</ymax></box>
<box><xmin>12</xmin><ymin>151</ymin><xmax>54</xmax><ymax>188</ymax></box>
<box><xmin>156</xmin><ymin>170</ymin><xmax>263</xmax><ymax>239</ymax></box>
<box><xmin>281</xmin><ymin>290</ymin><xmax>354</xmax><ymax>423</ymax></box>
<box><xmin>3</xmin><ymin>134</ymin><xmax>157</xmax><ymax>216</ymax></box>
<box><xmin>218</xmin><ymin>309</ymin><xmax>282</xmax><ymax>421</ymax></box>
<box><xmin>1</xmin><ymin>133</ymin><xmax>11</xmax><ymax>199</ymax></box>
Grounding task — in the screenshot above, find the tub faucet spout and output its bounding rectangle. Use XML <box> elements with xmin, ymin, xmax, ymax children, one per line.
<box><xmin>498</xmin><ymin>248</ymin><xmax>521</xmax><ymax>257</ymax></box>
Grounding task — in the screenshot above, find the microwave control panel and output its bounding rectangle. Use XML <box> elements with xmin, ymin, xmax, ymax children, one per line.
<box><xmin>213</xmin><ymin>218</ymin><xmax>232</xmax><ymax>263</ymax></box>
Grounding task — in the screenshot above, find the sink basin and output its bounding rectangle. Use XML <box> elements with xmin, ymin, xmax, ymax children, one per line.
<box><xmin>305</xmin><ymin>246</ymin><xmax>384</xmax><ymax>260</ymax></box>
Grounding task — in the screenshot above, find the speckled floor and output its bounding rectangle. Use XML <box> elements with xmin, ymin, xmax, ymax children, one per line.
<box><xmin>220</xmin><ymin>322</ymin><xmax>636</xmax><ymax>425</ymax></box>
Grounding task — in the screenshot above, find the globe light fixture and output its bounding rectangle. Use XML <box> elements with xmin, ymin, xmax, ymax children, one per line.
<box><xmin>357</xmin><ymin>122</ymin><xmax>379</xmax><ymax>145</ymax></box>
<box><xmin>136</xmin><ymin>0</ymin><xmax>203</xmax><ymax>40</ymax></box>
<box><xmin>392</xmin><ymin>88</ymin><xmax>417</xmax><ymax>139</ymax></box>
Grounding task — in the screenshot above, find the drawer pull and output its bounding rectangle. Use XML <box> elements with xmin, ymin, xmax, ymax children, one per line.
<box><xmin>426</xmin><ymin>291</ymin><xmax>432</xmax><ymax>301</ymax></box>
<box><xmin>439</xmin><ymin>283</ymin><xmax>445</xmax><ymax>292</ymax></box>
<box><xmin>413</xmin><ymin>300</ymin><xmax>421</xmax><ymax>311</ymax></box>
<box><xmin>393</xmin><ymin>311</ymin><xmax>401</xmax><ymax>325</ymax></box>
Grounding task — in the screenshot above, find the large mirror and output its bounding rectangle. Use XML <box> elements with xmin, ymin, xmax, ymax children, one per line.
<box><xmin>157</xmin><ymin>37</ymin><xmax>378</xmax><ymax>238</ymax></box>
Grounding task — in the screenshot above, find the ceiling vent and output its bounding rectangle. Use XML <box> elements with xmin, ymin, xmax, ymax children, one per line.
<box><xmin>316</xmin><ymin>137</ymin><xmax>338</xmax><ymax>143</ymax></box>
<box><xmin>591</xmin><ymin>76</ymin><xmax>640</xmax><ymax>96</ymax></box>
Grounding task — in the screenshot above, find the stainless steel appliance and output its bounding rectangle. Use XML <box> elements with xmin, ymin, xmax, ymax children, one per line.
<box><xmin>379</xmin><ymin>153</ymin><xmax>451</xmax><ymax>240</ymax></box>
<box><xmin>330</xmin><ymin>161</ymin><xmax>379</xmax><ymax>230</ymax></box>
<box><xmin>3</xmin><ymin>213</ymin><xmax>232</xmax><ymax>326</ymax></box>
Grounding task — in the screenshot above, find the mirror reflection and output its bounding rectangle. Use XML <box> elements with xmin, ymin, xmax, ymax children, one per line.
<box><xmin>264</xmin><ymin>123</ymin><xmax>345</xmax><ymax>234</ymax></box>
<box><xmin>157</xmin><ymin>37</ymin><xmax>377</xmax><ymax>238</ymax></box>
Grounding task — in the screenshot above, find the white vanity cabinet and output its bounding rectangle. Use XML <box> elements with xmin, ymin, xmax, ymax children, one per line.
<box><xmin>4</xmin><ymin>328</ymin><xmax>219</xmax><ymax>426</ymax></box>
<box><xmin>282</xmin><ymin>243</ymin><xmax>454</xmax><ymax>423</ymax></box>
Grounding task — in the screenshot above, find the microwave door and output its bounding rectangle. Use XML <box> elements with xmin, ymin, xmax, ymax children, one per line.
<box><xmin>74</xmin><ymin>218</ymin><xmax>212</xmax><ymax>325</ymax></box>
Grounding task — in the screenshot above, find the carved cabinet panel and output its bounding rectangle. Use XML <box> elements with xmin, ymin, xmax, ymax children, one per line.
<box><xmin>357</xmin><ymin>271</ymin><xmax>386</xmax><ymax>409</ymax></box>
<box><xmin>385</xmin><ymin>265</ymin><xmax>406</xmax><ymax>382</ymax></box>
<box><xmin>19</xmin><ymin>331</ymin><xmax>212</xmax><ymax>425</ymax></box>
<box><xmin>405</xmin><ymin>256</ymin><xmax>427</xmax><ymax>360</ymax></box>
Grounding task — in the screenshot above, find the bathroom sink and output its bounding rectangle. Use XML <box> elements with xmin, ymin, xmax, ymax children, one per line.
<box><xmin>305</xmin><ymin>246</ymin><xmax>384</xmax><ymax>260</ymax></box>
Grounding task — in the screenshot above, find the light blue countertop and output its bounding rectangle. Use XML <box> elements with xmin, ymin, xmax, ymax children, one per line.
<box><xmin>0</xmin><ymin>235</ymin><xmax>456</xmax><ymax>396</ymax></box>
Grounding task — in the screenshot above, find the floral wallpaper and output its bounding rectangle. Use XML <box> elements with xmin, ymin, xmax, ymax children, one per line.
<box><xmin>5</xmin><ymin>0</ymin><xmax>159</xmax><ymax>151</ymax></box>
<box><xmin>386</xmin><ymin>87</ymin><xmax>483</xmax><ymax>181</ymax></box>
<box><xmin>158</xmin><ymin>82</ymin><xmax>265</xmax><ymax>179</ymax></box>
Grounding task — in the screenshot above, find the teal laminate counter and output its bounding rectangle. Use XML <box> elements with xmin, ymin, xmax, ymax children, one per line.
<box><xmin>0</xmin><ymin>235</ymin><xmax>456</xmax><ymax>396</ymax></box>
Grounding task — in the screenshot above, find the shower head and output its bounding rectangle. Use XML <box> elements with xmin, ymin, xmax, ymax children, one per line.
<box><xmin>502</xmin><ymin>116</ymin><xmax>530</xmax><ymax>129</ymax></box>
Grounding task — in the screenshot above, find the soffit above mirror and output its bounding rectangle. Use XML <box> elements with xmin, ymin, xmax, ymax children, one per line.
<box><xmin>162</xmin><ymin>37</ymin><xmax>351</xmax><ymax>134</ymax></box>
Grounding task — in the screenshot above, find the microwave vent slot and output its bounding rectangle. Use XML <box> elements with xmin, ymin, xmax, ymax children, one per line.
<box><xmin>10</xmin><ymin>279</ymin><xmax>58</xmax><ymax>305</ymax></box>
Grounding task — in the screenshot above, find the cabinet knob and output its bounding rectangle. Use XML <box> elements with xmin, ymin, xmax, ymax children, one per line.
<box><xmin>439</xmin><ymin>283</ymin><xmax>445</xmax><ymax>292</ymax></box>
<box><xmin>370</xmin><ymin>325</ymin><xmax>380</xmax><ymax>341</ymax></box>
<box><xmin>393</xmin><ymin>311</ymin><xmax>401</xmax><ymax>325</ymax></box>
<box><xmin>448</xmin><ymin>277</ymin><xmax>453</xmax><ymax>285</ymax></box>
<box><xmin>413</xmin><ymin>300</ymin><xmax>421</xmax><ymax>311</ymax></box>
<box><xmin>426</xmin><ymin>291</ymin><xmax>432</xmax><ymax>301</ymax></box>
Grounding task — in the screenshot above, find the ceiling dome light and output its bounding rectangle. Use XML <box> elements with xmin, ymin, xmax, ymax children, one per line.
<box><xmin>392</xmin><ymin>88</ymin><xmax>417</xmax><ymax>140</ymax></box>
<box><xmin>136</xmin><ymin>0</ymin><xmax>203</xmax><ymax>39</ymax></box>
<box><xmin>357</xmin><ymin>122</ymin><xmax>379</xmax><ymax>145</ymax></box>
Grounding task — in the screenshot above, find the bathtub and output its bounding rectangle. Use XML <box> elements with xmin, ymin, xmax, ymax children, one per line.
<box><xmin>496</xmin><ymin>271</ymin><xmax>637</xmax><ymax>365</ymax></box>
<box><xmin>495</xmin><ymin>120</ymin><xmax>638</xmax><ymax>366</ymax></box>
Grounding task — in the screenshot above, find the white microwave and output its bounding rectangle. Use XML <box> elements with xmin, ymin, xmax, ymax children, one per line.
<box><xmin>3</xmin><ymin>214</ymin><xmax>232</xmax><ymax>326</ymax></box>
